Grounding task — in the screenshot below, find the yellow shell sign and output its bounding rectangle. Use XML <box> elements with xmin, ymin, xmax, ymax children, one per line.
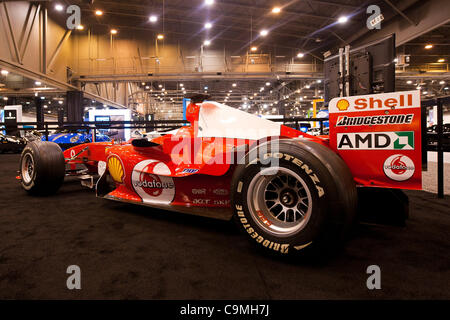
<box><xmin>336</xmin><ymin>99</ymin><xmax>350</xmax><ymax>111</ymax></box>
<box><xmin>108</xmin><ymin>156</ymin><xmax>124</xmax><ymax>183</ymax></box>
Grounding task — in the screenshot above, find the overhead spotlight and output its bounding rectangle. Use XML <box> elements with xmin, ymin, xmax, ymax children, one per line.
<box><xmin>338</xmin><ymin>16</ymin><xmax>348</xmax><ymax>24</ymax></box>
<box><xmin>1</xmin><ymin>70</ymin><xmax>9</xmax><ymax>76</ymax></box>
<box><xmin>203</xmin><ymin>40</ymin><xmax>211</xmax><ymax>46</ymax></box>
<box><xmin>232</xmin><ymin>83</ymin><xmax>237</xmax><ymax>87</ymax></box>
<box><xmin>110</xmin><ymin>29</ymin><xmax>118</xmax><ymax>35</ymax></box>
<box><xmin>260</xmin><ymin>29</ymin><xmax>269</xmax><ymax>37</ymax></box>
<box><xmin>437</xmin><ymin>58</ymin><xmax>445</xmax><ymax>63</ymax></box>
<box><xmin>439</xmin><ymin>81</ymin><xmax>445</xmax><ymax>85</ymax></box>
<box><xmin>424</xmin><ymin>44</ymin><xmax>433</xmax><ymax>49</ymax></box>
<box><xmin>251</xmin><ymin>46</ymin><xmax>258</xmax><ymax>52</ymax></box>
<box><xmin>55</xmin><ymin>4</ymin><xmax>64</xmax><ymax>12</ymax></box>
<box><xmin>272</xmin><ymin>7</ymin><xmax>281</xmax><ymax>14</ymax></box>
<box><xmin>149</xmin><ymin>15</ymin><xmax>158</xmax><ymax>23</ymax></box>
<box><xmin>35</xmin><ymin>81</ymin><xmax>42</xmax><ymax>86</ymax></box>
<box><xmin>406</xmin><ymin>80</ymin><xmax>413</xmax><ymax>84</ymax></box>
<box><xmin>316</xmin><ymin>80</ymin><xmax>322</xmax><ymax>83</ymax></box>
<box><xmin>158</xmin><ymin>84</ymin><xmax>163</xmax><ymax>88</ymax></box>
<box><xmin>157</xmin><ymin>34</ymin><xmax>164</xmax><ymax>40</ymax></box>
<box><xmin>266</xmin><ymin>82</ymin><xmax>270</xmax><ymax>86</ymax></box>
<box><xmin>95</xmin><ymin>10</ymin><xmax>103</xmax><ymax>16</ymax></box>
<box><xmin>297</xmin><ymin>52</ymin><xmax>304</xmax><ymax>58</ymax></box>
<box><xmin>305</xmin><ymin>85</ymin><xmax>310</xmax><ymax>89</ymax></box>
<box><xmin>76</xmin><ymin>25</ymin><xmax>84</xmax><ymax>30</ymax></box>
<box><xmin>205</xmin><ymin>22</ymin><xmax>212</xmax><ymax>29</ymax></box>
<box><xmin>205</xmin><ymin>0</ymin><xmax>214</xmax><ymax>5</ymax></box>
<box><xmin>204</xmin><ymin>86</ymin><xmax>208</xmax><ymax>90</ymax></box>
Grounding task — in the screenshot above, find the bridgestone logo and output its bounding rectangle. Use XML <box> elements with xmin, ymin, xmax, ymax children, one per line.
<box><xmin>337</xmin><ymin>131</ymin><xmax>414</xmax><ymax>150</ymax></box>
<box><xmin>336</xmin><ymin>114</ymin><xmax>414</xmax><ymax>127</ymax></box>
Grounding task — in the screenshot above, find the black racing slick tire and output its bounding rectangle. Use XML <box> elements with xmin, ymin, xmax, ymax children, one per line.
<box><xmin>19</xmin><ymin>141</ymin><xmax>65</xmax><ymax>195</ymax></box>
<box><xmin>231</xmin><ymin>139</ymin><xmax>357</xmax><ymax>257</ymax></box>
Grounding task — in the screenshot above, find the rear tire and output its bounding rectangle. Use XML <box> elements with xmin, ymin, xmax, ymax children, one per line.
<box><xmin>231</xmin><ymin>139</ymin><xmax>357</xmax><ymax>257</ymax></box>
<box><xmin>20</xmin><ymin>141</ymin><xmax>65</xmax><ymax>195</ymax></box>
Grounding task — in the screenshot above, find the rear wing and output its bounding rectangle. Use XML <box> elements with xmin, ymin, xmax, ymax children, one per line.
<box><xmin>328</xmin><ymin>90</ymin><xmax>422</xmax><ymax>190</ymax></box>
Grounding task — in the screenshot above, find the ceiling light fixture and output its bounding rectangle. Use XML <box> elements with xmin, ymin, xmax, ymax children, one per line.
<box><xmin>203</xmin><ymin>40</ymin><xmax>211</xmax><ymax>46</ymax></box>
<box><xmin>297</xmin><ymin>52</ymin><xmax>304</xmax><ymax>58</ymax></box>
<box><xmin>1</xmin><ymin>70</ymin><xmax>9</xmax><ymax>76</ymax></box>
<box><xmin>76</xmin><ymin>25</ymin><xmax>84</xmax><ymax>30</ymax></box>
<box><xmin>251</xmin><ymin>46</ymin><xmax>258</xmax><ymax>52</ymax></box>
<box><xmin>110</xmin><ymin>29</ymin><xmax>118</xmax><ymax>35</ymax></box>
<box><xmin>157</xmin><ymin>34</ymin><xmax>164</xmax><ymax>40</ymax></box>
<box><xmin>272</xmin><ymin>7</ymin><xmax>281</xmax><ymax>14</ymax></box>
<box><xmin>437</xmin><ymin>58</ymin><xmax>445</xmax><ymax>63</ymax></box>
<box><xmin>205</xmin><ymin>22</ymin><xmax>212</xmax><ymax>29</ymax></box>
<box><xmin>338</xmin><ymin>16</ymin><xmax>348</xmax><ymax>24</ymax></box>
<box><xmin>149</xmin><ymin>15</ymin><xmax>158</xmax><ymax>23</ymax></box>
<box><xmin>95</xmin><ymin>10</ymin><xmax>103</xmax><ymax>16</ymax></box>
<box><xmin>205</xmin><ymin>0</ymin><xmax>214</xmax><ymax>6</ymax></box>
<box><xmin>260</xmin><ymin>29</ymin><xmax>269</xmax><ymax>37</ymax></box>
<box><xmin>424</xmin><ymin>44</ymin><xmax>433</xmax><ymax>49</ymax></box>
<box><xmin>55</xmin><ymin>4</ymin><xmax>64</xmax><ymax>12</ymax></box>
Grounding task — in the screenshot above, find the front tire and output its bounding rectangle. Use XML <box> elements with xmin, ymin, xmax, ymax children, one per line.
<box><xmin>231</xmin><ymin>139</ymin><xmax>357</xmax><ymax>257</ymax></box>
<box><xmin>20</xmin><ymin>141</ymin><xmax>65</xmax><ymax>195</ymax></box>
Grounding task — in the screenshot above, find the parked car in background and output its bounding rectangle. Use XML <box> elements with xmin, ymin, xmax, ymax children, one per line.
<box><xmin>41</xmin><ymin>129</ymin><xmax>111</xmax><ymax>150</ymax></box>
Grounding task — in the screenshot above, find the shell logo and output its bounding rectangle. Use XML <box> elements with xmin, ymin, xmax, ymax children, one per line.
<box><xmin>336</xmin><ymin>99</ymin><xmax>350</xmax><ymax>111</ymax></box>
<box><xmin>108</xmin><ymin>156</ymin><xmax>124</xmax><ymax>183</ymax></box>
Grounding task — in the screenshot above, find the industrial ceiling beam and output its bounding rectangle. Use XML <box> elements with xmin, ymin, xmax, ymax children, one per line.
<box><xmin>74</xmin><ymin>72</ymin><xmax>324</xmax><ymax>83</ymax></box>
<box><xmin>0</xmin><ymin>58</ymin><xmax>126</xmax><ymax>109</ymax></box>
<box><xmin>346</xmin><ymin>0</ymin><xmax>448</xmax><ymax>47</ymax></box>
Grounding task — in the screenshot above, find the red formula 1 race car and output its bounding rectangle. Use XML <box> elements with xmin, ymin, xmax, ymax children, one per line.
<box><xmin>18</xmin><ymin>91</ymin><xmax>422</xmax><ymax>256</ymax></box>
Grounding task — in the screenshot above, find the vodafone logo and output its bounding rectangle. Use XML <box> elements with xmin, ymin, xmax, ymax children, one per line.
<box><xmin>383</xmin><ymin>154</ymin><xmax>415</xmax><ymax>181</ymax></box>
<box><xmin>132</xmin><ymin>160</ymin><xmax>175</xmax><ymax>204</ymax></box>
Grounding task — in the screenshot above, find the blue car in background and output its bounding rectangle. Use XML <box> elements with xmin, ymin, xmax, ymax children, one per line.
<box><xmin>42</xmin><ymin>129</ymin><xmax>111</xmax><ymax>150</ymax></box>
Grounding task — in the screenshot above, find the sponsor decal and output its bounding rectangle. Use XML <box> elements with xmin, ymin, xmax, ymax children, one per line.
<box><xmin>213</xmin><ymin>188</ymin><xmax>229</xmax><ymax>196</ymax></box>
<box><xmin>193</xmin><ymin>199</ymin><xmax>210</xmax><ymax>205</ymax></box>
<box><xmin>70</xmin><ymin>149</ymin><xmax>76</xmax><ymax>158</ymax></box>
<box><xmin>246</xmin><ymin>153</ymin><xmax>325</xmax><ymax>198</ymax></box>
<box><xmin>182</xmin><ymin>168</ymin><xmax>199</xmax><ymax>174</ymax></box>
<box><xmin>336</xmin><ymin>99</ymin><xmax>350</xmax><ymax>111</ymax></box>
<box><xmin>336</xmin><ymin>114</ymin><xmax>414</xmax><ymax>127</ymax></box>
<box><xmin>236</xmin><ymin>205</ymin><xmax>290</xmax><ymax>254</ymax></box>
<box><xmin>132</xmin><ymin>160</ymin><xmax>175</xmax><ymax>204</ymax></box>
<box><xmin>70</xmin><ymin>135</ymin><xmax>80</xmax><ymax>143</ymax></box>
<box><xmin>383</xmin><ymin>154</ymin><xmax>415</xmax><ymax>181</ymax></box>
<box><xmin>107</xmin><ymin>155</ymin><xmax>125</xmax><ymax>183</ymax></box>
<box><xmin>337</xmin><ymin>131</ymin><xmax>414</xmax><ymax>150</ymax></box>
<box><xmin>329</xmin><ymin>91</ymin><xmax>420</xmax><ymax>113</ymax></box>
<box><xmin>192</xmin><ymin>188</ymin><xmax>206</xmax><ymax>195</ymax></box>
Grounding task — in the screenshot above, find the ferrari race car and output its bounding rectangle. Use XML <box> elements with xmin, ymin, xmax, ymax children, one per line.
<box><xmin>18</xmin><ymin>91</ymin><xmax>422</xmax><ymax>257</ymax></box>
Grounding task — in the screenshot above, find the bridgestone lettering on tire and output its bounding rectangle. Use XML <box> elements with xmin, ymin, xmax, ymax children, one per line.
<box><xmin>19</xmin><ymin>141</ymin><xmax>65</xmax><ymax>195</ymax></box>
<box><xmin>231</xmin><ymin>139</ymin><xmax>357</xmax><ymax>256</ymax></box>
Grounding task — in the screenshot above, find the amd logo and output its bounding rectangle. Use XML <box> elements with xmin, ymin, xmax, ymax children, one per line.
<box><xmin>337</xmin><ymin>132</ymin><xmax>414</xmax><ymax>150</ymax></box>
